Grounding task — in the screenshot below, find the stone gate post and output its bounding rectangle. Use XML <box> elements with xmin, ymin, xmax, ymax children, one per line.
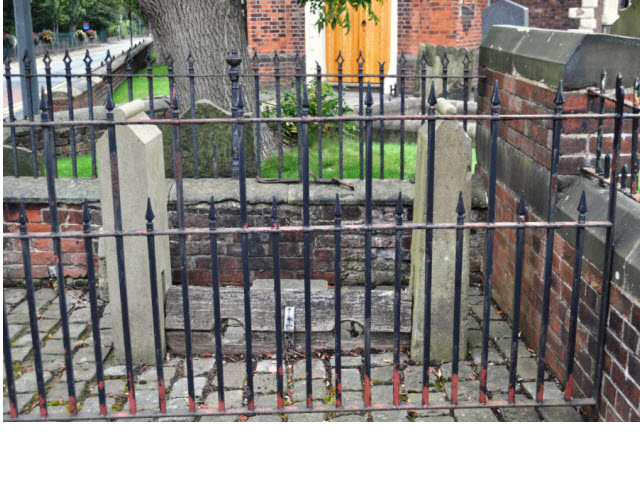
<box><xmin>97</xmin><ymin>100</ymin><xmax>171</xmax><ymax>364</ymax></box>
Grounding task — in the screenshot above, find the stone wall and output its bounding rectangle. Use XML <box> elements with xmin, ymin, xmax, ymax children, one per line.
<box><xmin>2</xmin><ymin>178</ymin><xmax>416</xmax><ymax>289</ymax></box>
<box><xmin>477</xmin><ymin>26</ymin><xmax>640</xmax><ymax>421</ymax></box>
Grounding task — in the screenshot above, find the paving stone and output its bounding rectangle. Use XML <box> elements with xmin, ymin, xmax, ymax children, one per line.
<box><xmin>471</xmin><ymin>304</ymin><xmax>501</xmax><ymax>321</ymax></box>
<box><xmin>288</xmin><ymin>412</ymin><xmax>327</xmax><ymax>422</ymax></box>
<box><xmin>13</xmin><ymin>330</ymin><xmax>48</xmax><ymax>348</ymax></box>
<box><xmin>469</xmin><ymin>348</ymin><xmax>504</xmax><ymax>364</ymax></box>
<box><xmin>103</xmin><ymin>365</ymin><xmax>128</xmax><ymax>377</ymax></box>
<box><xmin>254</xmin><ymin>394</ymin><xmax>279</xmax><ymax>409</ymax></box>
<box><xmin>370</xmin><ymin>352</ymin><xmax>409</xmax><ymax>367</ymax></box>
<box><xmin>254</xmin><ymin>374</ymin><xmax>278</xmax><ymax>395</ymax></box>
<box><xmin>8</xmin><ymin>324</ymin><xmax>25</xmax><ymax>340</ymax></box>
<box><xmin>255</xmin><ymin>359</ymin><xmax>278</xmax><ymax>373</ymax></box>
<box><xmin>439</xmin><ymin>362</ymin><xmax>477</xmax><ymax>381</ymax></box>
<box><xmin>40</xmin><ymin>339</ymin><xmax>64</xmax><ymax>356</ymax></box>
<box><xmin>169</xmin><ymin>377</ymin><xmax>208</xmax><ymax>398</ymax></box>
<box><xmin>486</xmin><ymin>366</ymin><xmax>512</xmax><ymax>393</ymax></box>
<box><xmin>47</xmin><ymin>382</ymin><xmax>87</xmax><ymax>402</ymax></box>
<box><xmin>190</xmin><ymin>357</ymin><xmax>216</xmax><ymax>376</ymax></box>
<box><xmin>371</xmin><ymin>366</ymin><xmax>394</xmax><ymax>383</ymax></box>
<box><xmin>514</xmin><ymin>357</ymin><xmax>549</xmax><ymax>381</ymax></box>
<box><xmin>25</xmin><ymin>404</ymin><xmax>70</xmax><ymax>419</ymax></box>
<box><xmin>330</xmin><ymin>355</ymin><xmax>362</xmax><ymax>367</ymax></box>
<box><xmin>331</xmin><ymin>414</ymin><xmax>367</xmax><ymax>422</ymax></box>
<box><xmin>7</xmin><ymin>313</ymin><xmax>30</xmax><ymax>325</ymax></box>
<box><xmin>403</xmin><ymin>366</ymin><xmax>434</xmax><ymax>392</ymax></box>
<box><xmin>454</xmin><ymin>408</ymin><xmax>499</xmax><ymax>422</ymax></box>
<box><xmin>165</xmin><ymin>355</ymin><xmax>183</xmax><ymax>367</ymax></box>
<box><xmin>332</xmin><ymin>368</ymin><xmax>361</xmax><ymax>391</ymax></box>
<box><xmin>46</xmin><ymin>292</ymin><xmax>80</xmax><ymax>312</ymax></box>
<box><xmin>488</xmin><ymin>321</ymin><xmax>515</xmax><ymax>339</ymax></box>
<box><xmin>135</xmin><ymin>389</ymin><xmax>167</xmax><ymax>411</ymax></box>
<box><xmin>467</xmin><ymin>330</ymin><xmax>484</xmax><ymax>348</ymax></box>
<box><xmin>293</xmin><ymin>358</ymin><xmax>326</xmax><ymax>381</ymax></box>
<box><xmin>371</xmin><ymin>410</ymin><xmax>410</xmax><ymax>422</ymax></box>
<box><xmin>3</xmin><ymin>393</ymin><xmax>34</xmax><ymax>416</ymax></box>
<box><xmin>492</xmin><ymin>395</ymin><xmax>541</xmax><ymax>422</ymax></box>
<box><xmin>292</xmin><ymin>379</ymin><xmax>327</xmax><ymax>403</ymax></box>
<box><xmin>72</xmin><ymin>365</ymin><xmax>97</xmax><ymax>382</ymax></box>
<box><xmin>372</xmin><ymin>385</ymin><xmax>394</xmax><ymax>404</ymax></box>
<box><xmin>8</xmin><ymin>346</ymin><xmax>31</xmax><ymax>363</ymax></box>
<box><xmin>14</xmin><ymin>371</ymin><xmax>53</xmax><ymax>393</ymax></box>
<box><xmin>199</xmin><ymin>414</ymin><xmax>239</xmax><ymax>422</ymax></box>
<box><xmin>339</xmin><ymin>391</ymin><xmax>364</xmax><ymax>407</ymax></box>
<box><xmin>522</xmin><ymin>381</ymin><xmax>564</xmax><ymax>402</ymax></box>
<box><xmin>246</xmin><ymin>414</ymin><xmax>284</xmax><ymax>422</ymax></box>
<box><xmin>73</xmin><ymin>346</ymin><xmax>111</xmax><ymax>363</ymax></box>
<box><xmin>221</xmin><ymin>363</ymin><xmax>245</xmax><ymax>389</ymax></box>
<box><xmin>37</xmin><ymin>319</ymin><xmax>60</xmax><ymax>333</ymax></box>
<box><xmin>494</xmin><ymin>338</ymin><xmax>532</xmax><ymax>358</ymax></box>
<box><xmin>406</xmin><ymin>394</ymin><xmax>451</xmax><ymax>416</ymax></box>
<box><xmin>68</xmin><ymin>307</ymin><xmax>91</xmax><ymax>324</ymax></box>
<box><xmin>445</xmin><ymin>380</ymin><xmax>481</xmax><ymax>402</ymax></box>
<box><xmin>136</xmin><ymin>366</ymin><xmax>177</xmax><ymax>389</ymax></box>
<box><xmin>12</xmin><ymin>289</ymin><xmax>57</xmax><ymax>314</ymax></box>
<box><xmin>155</xmin><ymin>398</ymin><xmax>197</xmax><ymax>422</ymax></box>
<box><xmin>51</xmin><ymin>323</ymin><xmax>88</xmax><ymax>341</ymax></box>
<box><xmin>203</xmin><ymin>389</ymin><xmax>244</xmax><ymax>409</ymax></box>
<box><xmin>3</xmin><ymin>288</ymin><xmax>27</xmax><ymax>306</ymax></box>
<box><xmin>103</xmin><ymin>379</ymin><xmax>127</xmax><ymax>396</ymax></box>
<box><xmin>539</xmin><ymin>407</ymin><xmax>584</xmax><ymax>422</ymax></box>
<box><xmin>79</xmin><ymin>397</ymin><xmax>116</xmax><ymax>416</ymax></box>
<box><xmin>413</xmin><ymin>415</ymin><xmax>455</xmax><ymax>422</ymax></box>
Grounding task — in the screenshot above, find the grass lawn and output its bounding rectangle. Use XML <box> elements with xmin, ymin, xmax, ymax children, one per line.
<box><xmin>54</xmin><ymin>138</ymin><xmax>477</xmax><ymax>180</ymax></box>
<box><xmin>261</xmin><ymin>133</ymin><xmax>419</xmax><ymax>179</ymax></box>
<box><xmin>51</xmin><ymin>154</ymin><xmax>94</xmax><ymax>177</ymax></box>
<box><xmin>112</xmin><ymin>64</ymin><xmax>170</xmax><ymax>104</ymax></box>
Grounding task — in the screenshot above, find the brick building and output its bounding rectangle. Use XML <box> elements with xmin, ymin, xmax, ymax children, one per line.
<box><xmin>245</xmin><ymin>0</ymin><xmax>628</xmax><ymax>80</ymax></box>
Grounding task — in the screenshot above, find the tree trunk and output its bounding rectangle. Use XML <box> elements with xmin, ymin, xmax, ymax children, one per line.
<box><xmin>138</xmin><ymin>0</ymin><xmax>275</xmax><ymax>158</ymax></box>
<box><xmin>139</xmin><ymin>0</ymin><xmax>254</xmax><ymax>114</ymax></box>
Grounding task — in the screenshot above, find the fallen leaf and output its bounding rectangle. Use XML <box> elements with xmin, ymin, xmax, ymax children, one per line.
<box><xmin>381</xmin><ymin>359</ymin><xmax>393</xmax><ymax>363</ymax></box>
<box><xmin>202</xmin><ymin>352</ymin><xmax>212</xmax><ymax>357</ymax></box>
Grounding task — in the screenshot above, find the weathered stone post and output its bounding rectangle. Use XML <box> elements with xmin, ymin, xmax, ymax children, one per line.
<box><xmin>410</xmin><ymin>99</ymin><xmax>472</xmax><ymax>361</ymax></box>
<box><xmin>97</xmin><ymin>99</ymin><xmax>171</xmax><ymax>364</ymax></box>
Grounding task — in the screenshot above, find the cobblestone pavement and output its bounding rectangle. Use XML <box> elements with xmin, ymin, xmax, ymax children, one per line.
<box><xmin>3</xmin><ymin>286</ymin><xmax>586</xmax><ymax>422</ymax></box>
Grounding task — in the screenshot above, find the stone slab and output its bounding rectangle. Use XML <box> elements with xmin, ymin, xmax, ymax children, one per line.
<box><xmin>332</xmin><ymin>368</ymin><xmax>362</xmax><ymax>391</ymax></box>
<box><xmin>169</xmin><ymin>377</ymin><xmax>208</xmax><ymax>399</ymax></box>
<box><xmin>14</xmin><ymin>370</ymin><xmax>53</xmax><ymax>393</ymax></box>
<box><xmin>454</xmin><ymin>408</ymin><xmax>499</xmax><ymax>422</ymax></box>
<box><xmin>482</xmin><ymin>0</ymin><xmax>529</xmax><ymax>38</ymax></box>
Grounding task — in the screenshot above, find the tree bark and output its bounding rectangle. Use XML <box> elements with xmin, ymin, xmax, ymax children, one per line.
<box><xmin>138</xmin><ymin>0</ymin><xmax>275</xmax><ymax>158</ymax></box>
<box><xmin>138</xmin><ymin>0</ymin><xmax>255</xmax><ymax>114</ymax></box>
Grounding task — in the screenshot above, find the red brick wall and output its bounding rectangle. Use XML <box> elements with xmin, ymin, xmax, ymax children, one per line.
<box><xmin>3</xmin><ymin>203</ymin><xmax>101</xmax><ymax>283</ymax></box>
<box><xmin>477</xmin><ymin>67</ymin><xmax>640</xmax><ymax>421</ymax></box>
<box><xmin>516</xmin><ymin>0</ymin><xmax>581</xmax><ymax>30</ymax></box>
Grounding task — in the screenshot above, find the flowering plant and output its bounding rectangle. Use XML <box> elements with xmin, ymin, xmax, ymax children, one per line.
<box><xmin>39</xmin><ymin>30</ymin><xmax>54</xmax><ymax>44</ymax></box>
<box><xmin>75</xmin><ymin>30</ymin><xmax>86</xmax><ymax>40</ymax></box>
<box><xmin>3</xmin><ymin>32</ymin><xmax>16</xmax><ymax>48</ymax></box>
<box><xmin>86</xmin><ymin>29</ymin><xmax>95</xmax><ymax>40</ymax></box>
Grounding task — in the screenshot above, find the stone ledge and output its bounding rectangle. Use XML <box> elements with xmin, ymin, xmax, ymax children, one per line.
<box><xmin>3</xmin><ymin>177</ymin><xmax>415</xmax><ymax>207</ymax></box>
<box><xmin>556</xmin><ymin>177</ymin><xmax>640</xmax><ymax>300</ymax></box>
<box><xmin>480</xmin><ymin>26</ymin><xmax>640</xmax><ymax>89</ymax></box>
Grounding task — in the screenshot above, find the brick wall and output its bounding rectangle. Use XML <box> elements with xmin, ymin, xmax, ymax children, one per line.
<box><xmin>3</xmin><ymin>193</ymin><xmax>414</xmax><ymax>289</ymax></box>
<box><xmin>3</xmin><ymin>202</ymin><xmax>101</xmax><ymax>284</ymax></box>
<box><xmin>166</xmin><ymin>200</ymin><xmax>412</xmax><ymax>287</ymax></box>
<box><xmin>247</xmin><ymin>0</ymin><xmax>305</xmax><ymax>84</ymax></box>
<box><xmin>476</xmin><ymin>67</ymin><xmax>640</xmax><ymax>421</ymax></box>
<box><xmin>517</xmin><ymin>0</ymin><xmax>581</xmax><ymax>30</ymax></box>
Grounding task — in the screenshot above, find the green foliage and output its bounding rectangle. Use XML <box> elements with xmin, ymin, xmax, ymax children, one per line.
<box><xmin>261</xmin><ymin>79</ymin><xmax>355</xmax><ymax>139</ymax></box>
<box><xmin>297</xmin><ymin>0</ymin><xmax>381</xmax><ymax>32</ymax></box>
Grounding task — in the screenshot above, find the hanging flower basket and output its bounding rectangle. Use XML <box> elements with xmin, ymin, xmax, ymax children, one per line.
<box><xmin>38</xmin><ymin>30</ymin><xmax>54</xmax><ymax>44</ymax></box>
<box><xmin>75</xmin><ymin>30</ymin><xmax>86</xmax><ymax>41</ymax></box>
<box><xmin>86</xmin><ymin>29</ymin><xmax>96</xmax><ymax>41</ymax></box>
<box><xmin>3</xmin><ymin>32</ymin><xmax>16</xmax><ymax>49</ymax></box>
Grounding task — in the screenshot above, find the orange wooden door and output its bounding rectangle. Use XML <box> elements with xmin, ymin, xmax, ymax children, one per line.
<box><xmin>325</xmin><ymin>1</ymin><xmax>391</xmax><ymax>83</ymax></box>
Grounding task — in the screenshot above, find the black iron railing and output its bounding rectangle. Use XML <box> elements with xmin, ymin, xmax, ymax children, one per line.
<box><xmin>2</xmin><ymin>46</ymin><xmax>638</xmax><ymax>421</ymax></box>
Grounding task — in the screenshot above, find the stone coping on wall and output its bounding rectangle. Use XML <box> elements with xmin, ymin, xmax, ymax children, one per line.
<box><xmin>556</xmin><ymin>176</ymin><xmax>640</xmax><ymax>301</ymax></box>
<box><xmin>2</xmin><ymin>177</ymin><xmax>415</xmax><ymax>208</ymax></box>
<box><xmin>480</xmin><ymin>26</ymin><xmax>640</xmax><ymax>89</ymax></box>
